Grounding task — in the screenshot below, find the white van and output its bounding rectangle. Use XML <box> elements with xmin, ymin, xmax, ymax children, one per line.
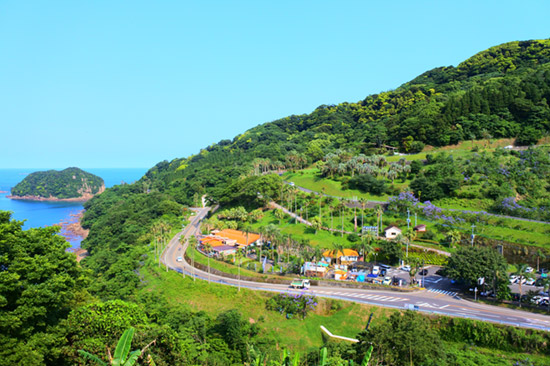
<box><xmin>372</xmin><ymin>265</ymin><xmax>380</xmax><ymax>275</ymax></box>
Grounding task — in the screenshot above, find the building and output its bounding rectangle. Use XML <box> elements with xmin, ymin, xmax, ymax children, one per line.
<box><xmin>303</xmin><ymin>261</ymin><xmax>329</xmax><ymax>278</ymax></box>
<box><xmin>214</xmin><ymin>229</ymin><xmax>261</xmax><ymax>248</ymax></box>
<box><xmin>211</xmin><ymin>245</ymin><xmax>237</xmax><ymax>256</ymax></box>
<box><xmin>414</xmin><ymin>224</ymin><xmax>426</xmax><ymax>232</ymax></box>
<box><xmin>322</xmin><ymin>249</ymin><xmax>359</xmax><ymax>265</ymax></box>
<box><xmin>384</xmin><ymin>225</ymin><xmax>402</xmax><ymax>239</ymax></box>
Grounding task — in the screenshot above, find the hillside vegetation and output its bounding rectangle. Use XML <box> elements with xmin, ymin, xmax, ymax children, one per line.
<box><xmin>10</xmin><ymin>167</ymin><xmax>104</xmax><ymax>200</ymax></box>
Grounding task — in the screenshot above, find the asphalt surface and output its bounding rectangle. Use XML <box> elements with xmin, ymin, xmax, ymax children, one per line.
<box><xmin>162</xmin><ymin>207</ymin><xmax>550</xmax><ymax>332</ymax></box>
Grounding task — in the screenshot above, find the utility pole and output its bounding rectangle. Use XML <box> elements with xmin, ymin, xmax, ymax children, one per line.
<box><xmin>407</xmin><ymin>208</ymin><xmax>411</xmax><ymax>231</ymax></box>
<box><xmin>414</xmin><ymin>213</ymin><xmax>417</xmax><ymax>227</ymax></box>
<box><xmin>471</xmin><ymin>224</ymin><xmax>476</xmax><ymax>246</ymax></box>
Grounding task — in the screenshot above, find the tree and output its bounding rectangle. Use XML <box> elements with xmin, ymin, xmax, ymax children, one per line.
<box><xmin>536</xmin><ymin>249</ymin><xmax>546</xmax><ymax>272</ymax></box>
<box><xmin>514</xmin><ymin>264</ymin><xmax>535</xmax><ymax>307</ymax></box>
<box><xmin>311</xmin><ymin>217</ymin><xmax>322</xmax><ymax>235</ymax></box>
<box><xmin>78</xmin><ymin>327</ymin><xmax>155</xmax><ymax>366</ymax></box>
<box><xmin>378</xmin><ymin>240</ymin><xmax>402</xmax><ymax>265</ymax></box>
<box><xmin>375</xmin><ymin>205</ymin><xmax>384</xmax><ymax>234</ymax></box>
<box><xmin>274</xmin><ymin>209</ymin><xmax>286</xmax><ymax>225</ymax></box>
<box><xmin>0</xmin><ymin>212</ymin><xmax>86</xmax><ymax>365</ymax></box>
<box><xmin>446</xmin><ymin>229</ymin><xmax>462</xmax><ymax>248</ymax></box>
<box><xmin>446</xmin><ymin>246</ymin><xmax>507</xmax><ymax>287</ymax></box>
<box><xmin>357</xmin><ymin>311</ymin><xmax>446</xmax><ymax>365</ymax></box>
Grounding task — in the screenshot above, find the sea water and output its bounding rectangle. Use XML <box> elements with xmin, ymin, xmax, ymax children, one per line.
<box><xmin>0</xmin><ymin>168</ymin><xmax>148</xmax><ymax>248</ymax></box>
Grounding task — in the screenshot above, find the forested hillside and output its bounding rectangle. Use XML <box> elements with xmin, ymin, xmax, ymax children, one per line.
<box><xmin>140</xmin><ymin>39</ymin><xmax>550</xmax><ymax>206</ymax></box>
<box><xmin>10</xmin><ymin>167</ymin><xmax>104</xmax><ymax>200</ymax></box>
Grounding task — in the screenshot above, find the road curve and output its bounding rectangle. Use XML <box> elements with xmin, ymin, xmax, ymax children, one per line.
<box><xmin>161</xmin><ymin>208</ymin><xmax>550</xmax><ymax>332</ymax></box>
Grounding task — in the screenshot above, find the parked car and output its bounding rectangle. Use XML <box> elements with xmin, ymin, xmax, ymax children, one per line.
<box><xmin>525</xmin><ymin>266</ymin><xmax>534</xmax><ymax>273</ymax></box>
<box><xmin>419</xmin><ymin>269</ymin><xmax>429</xmax><ymax>276</ymax></box>
<box><xmin>509</xmin><ymin>275</ymin><xmax>518</xmax><ymax>284</ymax></box>
<box><xmin>517</xmin><ymin>277</ymin><xmax>527</xmax><ymax>285</ymax></box>
<box><xmin>401</xmin><ymin>265</ymin><xmax>411</xmax><ymax>272</ymax></box>
<box><xmin>372</xmin><ymin>266</ymin><xmax>380</xmax><ymax>275</ymax></box>
<box><xmin>382</xmin><ymin>276</ymin><xmax>392</xmax><ymax>286</ymax></box>
<box><xmin>392</xmin><ymin>277</ymin><xmax>407</xmax><ymax>286</ymax></box>
<box><xmin>525</xmin><ymin>278</ymin><xmax>536</xmax><ymax>286</ymax></box>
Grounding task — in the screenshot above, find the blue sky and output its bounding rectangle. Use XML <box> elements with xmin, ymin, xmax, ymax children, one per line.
<box><xmin>1</xmin><ymin>1</ymin><xmax>549</xmax><ymax>169</ymax></box>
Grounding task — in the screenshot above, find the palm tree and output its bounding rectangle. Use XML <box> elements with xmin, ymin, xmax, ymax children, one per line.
<box><xmin>514</xmin><ymin>264</ymin><xmax>534</xmax><ymax>307</ymax></box>
<box><xmin>236</xmin><ymin>249</ymin><xmax>243</xmax><ymax>292</ymax></box>
<box><xmin>359</xmin><ymin>197</ymin><xmax>367</xmax><ymax>232</ymax></box>
<box><xmin>204</xmin><ymin>243</ymin><xmax>213</xmax><ymax>284</ymax></box>
<box><xmin>405</xmin><ymin>230</ymin><xmax>416</xmax><ymax>249</ymax></box>
<box><xmin>189</xmin><ymin>236</ymin><xmax>198</xmax><ymax>282</ymax></box>
<box><xmin>395</xmin><ymin>233</ymin><xmax>409</xmax><ymax>259</ymax></box>
<box><xmin>375</xmin><ymin>205</ymin><xmax>384</xmax><ymax>235</ymax></box>
<box><xmin>79</xmin><ymin>327</ymin><xmax>155</xmax><ymax>366</ymax></box>
<box><xmin>274</xmin><ymin>209</ymin><xmax>285</xmax><ymax>225</ymax></box>
<box><xmin>336</xmin><ymin>200</ymin><xmax>346</xmax><ymax>237</ymax></box>
<box><xmin>536</xmin><ymin>250</ymin><xmax>546</xmax><ymax>273</ymax></box>
<box><xmin>311</xmin><ymin>217</ymin><xmax>322</xmax><ymax>235</ymax></box>
<box><xmin>447</xmin><ymin>229</ymin><xmax>461</xmax><ymax>248</ymax></box>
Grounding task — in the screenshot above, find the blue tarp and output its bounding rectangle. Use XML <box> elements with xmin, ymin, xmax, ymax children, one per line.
<box><xmin>367</xmin><ymin>274</ymin><xmax>377</xmax><ymax>278</ymax></box>
<box><xmin>357</xmin><ymin>275</ymin><xmax>365</xmax><ymax>282</ymax></box>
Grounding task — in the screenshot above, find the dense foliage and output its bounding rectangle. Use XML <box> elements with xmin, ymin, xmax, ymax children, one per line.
<box><xmin>10</xmin><ymin>167</ymin><xmax>104</xmax><ymax>199</ymax></box>
<box><xmin>0</xmin><ymin>212</ymin><xmax>87</xmax><ymax>365</ymax></box>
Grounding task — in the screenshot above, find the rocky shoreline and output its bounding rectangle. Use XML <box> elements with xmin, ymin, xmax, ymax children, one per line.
<box><xmin>8</xmin><ymin>192</ymin><xmax>98</xmax><ymax>202</ymax></box>
<box><xmin>52</xmin><ymin>210</ymin><xmax>89</xmax><ymax>243</ymax></box>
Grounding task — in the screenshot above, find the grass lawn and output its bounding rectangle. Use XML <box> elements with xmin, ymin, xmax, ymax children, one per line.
<box><xmin>283</xmin><ymin>168</ymin><xmax>391</xmax><ymax>201</ymax></box>
<box><xmin>140</xmin><ymin>263</ymin><xmax>392</xmax><ymax>352</ymax></box>
<box><xmin>140</xmin><ymin>263</ymin><xmax>550</xmax><ymax>364</ymax></box>
<box><xmin>249</xmin><ymin>209</ymin><xmax>360</xmax><ymax>249</ymax></box>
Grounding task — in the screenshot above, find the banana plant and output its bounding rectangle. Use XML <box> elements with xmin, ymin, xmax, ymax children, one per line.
<box><xmin>78</xmin><ymin>327</ymin><xmax>155</xmax><ymax>366</ymax></box>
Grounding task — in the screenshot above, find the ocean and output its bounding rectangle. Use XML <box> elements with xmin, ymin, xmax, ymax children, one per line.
<box><xmin>0</xmin><ymin>168</ymin><xmax>148</xmax><ymax>248</ymax></box>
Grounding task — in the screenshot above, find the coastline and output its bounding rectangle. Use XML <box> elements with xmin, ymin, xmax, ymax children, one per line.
<box><xmin>52</xmin><ymin>210</ymin><xmax>89</xmax><ymax>244</ymax></box>
<box><xmin>8</xmin><ymin>194</ymin><xmax>92</xmax><ymax>202</ymax></box>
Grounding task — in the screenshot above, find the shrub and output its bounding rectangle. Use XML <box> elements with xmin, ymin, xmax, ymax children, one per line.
<box><xmin>266</xmin><ymin>292</ymin><xmax>318</xmax><ymax>319</ymax></box>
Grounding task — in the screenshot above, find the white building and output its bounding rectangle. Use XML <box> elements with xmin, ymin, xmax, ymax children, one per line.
<box><xmin>384</xmin><ymin>225</ymin><xmax>402</xmax><ymax>239</ymax></box>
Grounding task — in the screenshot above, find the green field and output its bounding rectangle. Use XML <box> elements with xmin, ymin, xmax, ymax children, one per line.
<box><xmin>140</xmin><ymin>263</ymin><xmax>388</xmax><ymax>351</ymax></box>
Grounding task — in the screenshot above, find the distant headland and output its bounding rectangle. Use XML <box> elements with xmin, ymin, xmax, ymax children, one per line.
<box><xmin>8</xmin><ymin>167</ymin><xmax>105</xmax><ymax>202</ymax></box>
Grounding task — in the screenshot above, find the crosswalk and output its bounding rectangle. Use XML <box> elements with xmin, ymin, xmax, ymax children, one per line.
<box><xmin>427</xmin><ymin>288</ymin><xmax>457</xmax><ymax>297</ymax></box>
<box><xmin>314</xmin><ymin>290</ymin><xmax>409</xmax><ymax>303</ymax></box>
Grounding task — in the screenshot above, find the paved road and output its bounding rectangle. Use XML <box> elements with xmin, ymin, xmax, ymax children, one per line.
<box><xmin>161</xmin><ymin>208</ymin><xmax>550</xmax><ymax>332</ymax></box>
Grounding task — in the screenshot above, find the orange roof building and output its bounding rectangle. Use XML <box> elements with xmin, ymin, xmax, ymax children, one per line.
<box><xmin>322</xmin><ymin>249</ymin><xmax>359</xmax><ymax>258</ymax></box>
<box><xmin>215</xmin><ymin>229</ymin><xmax>260</xmax><ymax>247</ymax></box>
<box><xmin>200</xmin><ymin>237</ymin><xmax>226</xmax><ymax>247</ymax></box>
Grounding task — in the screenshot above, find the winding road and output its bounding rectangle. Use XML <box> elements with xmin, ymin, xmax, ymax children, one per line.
<box><xmin>162</xmin><ymin>207</ymin><xmax>550</xmax><ymax>332</ymax></box>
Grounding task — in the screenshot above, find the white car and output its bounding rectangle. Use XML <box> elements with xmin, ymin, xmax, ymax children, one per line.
<box><xmin>176</xmin><ymin>256</ymin><xmax>183</xmax><ymax>262</ymax></box>
<box><xmin>525</xmin><ymin>266</ymin><xmax>534</xmax><ymax>273</ymax></box>
<box><xmin>401</xmin><ymin>265</ymin><xmax>411</xmax><ymax>272</ymax></box>
<box><xmin>517</xmin><ymin>277</ymin><xmax>526</xmax><ymax>285</ymax></box>
<box><xmin>509</xmin><ymin>275</ymin><xmax>518</xmax><ymax>284</ymax></box>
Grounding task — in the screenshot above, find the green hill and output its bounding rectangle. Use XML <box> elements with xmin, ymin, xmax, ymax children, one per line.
<box><xmin>10</xmin><ymin>167</ymin><xmax>105</xmax><ymax>200</ymax></box>
<box><xmin>80</xmin><ymin>38</ymin><xmax>550</xmax><ymax>298</ymax></box>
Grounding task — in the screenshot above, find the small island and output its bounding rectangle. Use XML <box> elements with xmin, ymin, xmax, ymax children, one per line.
<box><xmin>8</xmin><ymin>167</ymin><xmax>105</xmax><ymax>201</ymax></box>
